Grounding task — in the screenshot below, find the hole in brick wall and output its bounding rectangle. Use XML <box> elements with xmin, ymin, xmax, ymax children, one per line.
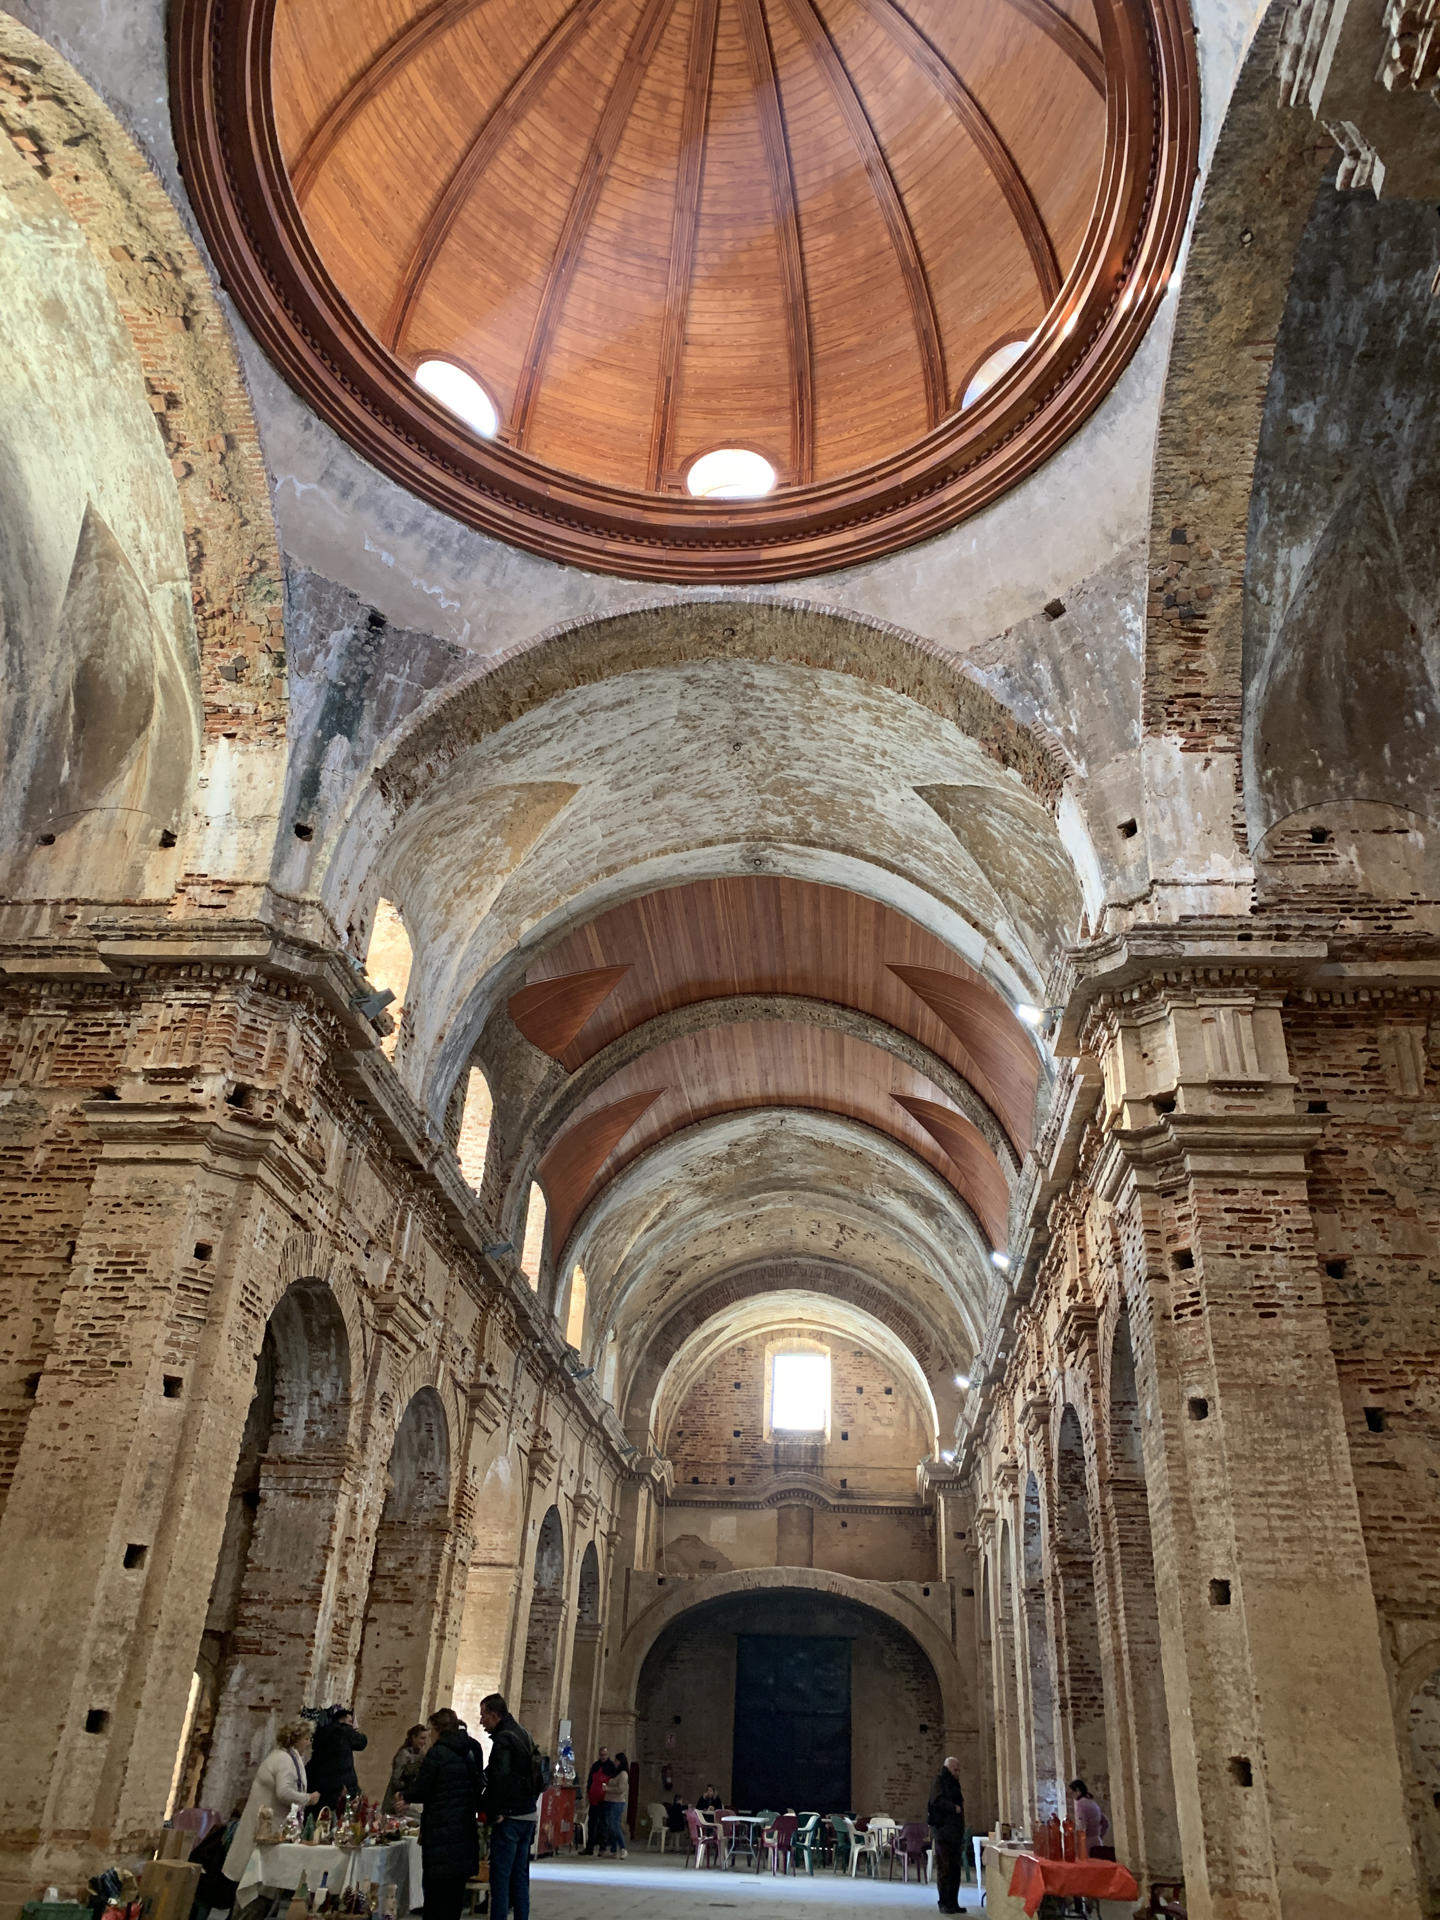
<box><xmin>1308</xmin><ymin>826</ymin><xmax>1332</xmax><ymax>844</ymax></box>
<box><xmin>839</xmin><ymin>1478</ymin><xmax>848</xmax><ymax>1488</ymax></box>
<box><xmin>163</xmin><ymin>1375</ymin><xmax>183</xmax><ymax>1399</ymax></box>
<box><xmin>919</xmin><ymin>1724</ymin><xmax>928</xmax><ymax>1734</ymax></box>
<box><xmin>1236</xmin><ymin>931</ymin><xmax>1253</xmax><ymax>942</ymax></box>
<box><xmin>226</xmin><ymin>1083</ymin><xmax>255</xmax><ymax>1110</ymax></box>
<box><xmin>884</xmin><ymin>1386</ymin><xmax>893</xmax><ymax>1395</ymax></box>
<box><xmin>23</xmin><ymin>1372</ymin><xmax>40</xmax><ymax>1399</ymax></box>
<box><xmin>840</xmin><ymin>1521</ymin><xmax>849</xmax><ymax>1528</ymax></box>
<box><xmin>1308</xmin><ymin>1100</ymin><xmax>1329</xmax><ymax>1113</ymax></box>
<box><xmin>1153</xmin><ymin>1093</ymin><xmax>1176</xmax><ymax>1115</ymax></box>
<box><xmin>1187</xmin><ymin>1395</ymin><xmax>1209</xmax><ymax>1421</ymax></box>
<box><xmin>962</xmin><ymin>1587</ymin><xmax>975</xmax><ymax>1597</ymax></box>
<box><xmin>656</xmin><ymin>1576</ymin><xmax>665</xmax><ymax>1586</ymax></box>
<box><xmin>1043</xmin><ymin>597</ymin><xmax>1066</xmax><ymax>620</ymax></box>
<box><xmin>672</xmin><ymin>1715</ymin><xmax>682</xmax><ymax>1726</ymax></box>
<box><xmin>855</xmin><ymin>1385</ymin><xmax>864</xmax><ymax>1394</ymax></box>
<box><xmin>1365</xmin><ymin>1406</ymin><xmax>1388</xmax><ymax>1433</ymax></box>
<box><xmin>293</xmin><ymin>822</ymin><xmax>314</xmax><ymax>841</ymax></box>
<box><xmin>728</xmin><ymin>1476</ymin><xmax>735</xmax><ymax>1485</ymax></box>
<box><xmin>1229</xmin><ymin>1757</ymin><xmax>1253</xmax><ymax>1788</ymax></box>
<box><xmin>98</xmin><ymin>1085</ymin><xmax>121</xmax><ymax>1101</ymax></box>
<box><xmin>840</xmin><ymin>1431</ymin><xmax>849</xmax><ymax>1441</ymax></box>
<box><xmin>123</xmin><ymin>1543</ymin><xmax>148</xmax><ymax>1570</ymax></box>
<box><xmin>690</xmin><ymin>1475</ymin><xmax>700</xmax><ymax>1484</ymax></box>
<box><xmin>367</xmin><ymin>608</ymin><xmax>387</xmax><ymax>632</ymax></box>
<box><xmin>733</xmin><ymin>1381</ymin><xmax>742</xmax><ymax>1390</ymax></box>
<box><xmin>36</xmin><ymin>832</ymin><xmax>56</xmax><ymax>846</ymax></box>
<box><xmin>1325</xmin><ymin>1259</ymin><xmax>1347</xmax><ymax>1279</ymax></box>
<box><xmin>922</xmin><ymin>1586</ymin><xmax>931</xmax><ymax>1596</ymax></box>
<box><xmin>194</xmin><ymin>1242</ymin><xmax>213</xmax><ymax>1262</ymax></box>
<box><xmin>241</xmin><ymin>1488</ymin><xmax>260</xmax><ymax>1511</ymax></box>
<box><xmin>1173</xmin><ymin>1248</ymin><xmax>1195</xmax><ymax>1271</ymax></box>
<box><xmin>1118</xmin><ymin>818</ymin><xmax>1139</xmax><ymax>839</ymax></box>
<box><xmin>1433</xmin><ymin>1791</ymin><xmax>1440</xmax><ymax>1811</ymax></box>
<box><xmin>732</xmin><ymin>1430</ymin><xmax>741</xmax><ymax>1438</ymax></box>
<box><xmin>159</xmin><ymin>828</ymin><xmax>177</xmax><ymax>848</ymax></box>
<box><xmin>84</xmin><ymin>1709</ymin><xmax>110</xmax><ymax>1735</ymax></box>
<box><xmin>1209</xmin><ymin>1577</ymin><xmax>1231</xmax><ymax>1607</ymax></box>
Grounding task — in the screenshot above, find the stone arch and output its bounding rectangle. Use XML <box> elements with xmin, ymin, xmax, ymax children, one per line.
<box><xmin>1054</xmin><ymin>1403</ymin><xmax>1109</xmax><ymax>1812</ymax></box>
<box><xmin>568</xmin><ymin>1540</ymin><xmax>605</xmax><ymax>1780</ymax></box>
<box><xmin>353</xmin><ymin>1388</ymin><xmax>453</xmax><ymax>1797</ymax></box>
<box><xmin>194</xmin><ymin>1279</ymin><xmax>354</xmax><ymax>1814</ymax></box>
<box><xmin>452</xmin><ymin>1438</ymin><xmax>525</xmax><ymax>1726</ymax></box>
<box><xmin>996</xmin><ymin>1515</ymin><xmax>1025</xmax><ymax>1826</ymax></box>
<box><xmin>519</xmin><ymin>1504</ymin><xmax>566</xmax><ymax>1744</ymax></box>
<box><xmin>0</xmin><ymin>15</ymin><xmax>284</xmax><ymax>903</ymax></box>
<box><xmin>1394</xmin><ymin>1641</ymin><xmax>1440</xmax><ymax>1912</ymax></box>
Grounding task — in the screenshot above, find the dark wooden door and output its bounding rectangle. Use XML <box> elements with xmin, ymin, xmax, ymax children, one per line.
<box><xmin>732</xmin><ymin>1632</ymin><xmax>851</xmax><ymax>1812</ymax></box>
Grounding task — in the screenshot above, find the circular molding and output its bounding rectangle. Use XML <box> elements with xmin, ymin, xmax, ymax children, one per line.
<box><xmin>172</xmin><ymin>0</ymin><xmax>1197</xmax><ymax>582</ymax></box>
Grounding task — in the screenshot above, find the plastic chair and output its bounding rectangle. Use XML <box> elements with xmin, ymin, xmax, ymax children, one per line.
<box><xmin>845</xmin><ymin>1816</ymin><xmax>880</xmax><ymax>1878</ymax></box>
<box><xmin>792</xmin><ymin>1813</ymin><xmax>823</xmax><ymax>1875</ymax></box>
<box><xmin>171</xmin><ymin>1809</ymin><xmax>221</xmax><ymax>1844</ymax></box>
<box><xmin>684</xmin><ymin>1807</ymin><xmax>718</xmax><ymax>1870</ymax></box>
<box><xmin>894</xmin><ymin>1822</ymin><xmax>931</xmax><ymax>1884</ymax></box>
<box><xmin>762</xmin><ymin>1814</ymin><xmax>797</xmax><ymax>1875</ymax></box>
<box><xmin>645</xmin><ymin>1802</ymin><xmax>670</xmax><ymax>1852</ymax></box>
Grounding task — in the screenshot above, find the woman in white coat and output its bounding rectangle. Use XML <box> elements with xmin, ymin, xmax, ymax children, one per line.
<box><xmin>223</xmin><ymin>1722</ymin><xmax>320</xmax><ymax>1887</ymax></box>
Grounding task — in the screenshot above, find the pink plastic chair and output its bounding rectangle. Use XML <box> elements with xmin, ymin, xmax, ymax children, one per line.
<box><xmin>171</xmin><ymin>1809</ymin><xmax>221</xmax><ymax>1845</ymax></box>
<box><xmin>684</xmin><ymin>1807</ymin><xmax>719</xmax><ymax>1870</ymax></box>
<box><xmin>763</xmin><ymin>1814</ymin><xmax>798</xmax><ymax>1875</ymax></box>
<box><xmin>895</xmin><ymin>1821</ymin><xmax>931</xmax><ymax>1883</ymax></box>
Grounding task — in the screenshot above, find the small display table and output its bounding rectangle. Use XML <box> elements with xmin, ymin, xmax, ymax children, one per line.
<box><xmin>981</xmin><ymin>1841</ymin><xmax>1139</xmax><ymax>1918</ymax></box>
<box><xmin>535</xmin><ymin>1785</ymin><xmax>576</xmax><ymax>1856</ymax></box>
<box><xmin>237</xmin><ymin>1838</ymin><xmax>423</xmax><ymax>1912</ymax></box>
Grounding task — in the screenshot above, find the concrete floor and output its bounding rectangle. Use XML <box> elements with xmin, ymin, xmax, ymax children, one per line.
<box><xmin>526</xmin><ymin>1853</ymin><xmax>983</xmax><ymax>1916</ymax></box>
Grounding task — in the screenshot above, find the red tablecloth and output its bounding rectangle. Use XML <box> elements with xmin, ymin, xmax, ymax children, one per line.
<box><xmin>1007</xmin><ymin>1851</ymin><xmax>1140</xmax><ymax>1917</ymax></box>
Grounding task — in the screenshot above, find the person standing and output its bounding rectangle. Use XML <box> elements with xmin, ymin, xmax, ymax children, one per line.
<box><xmin>479</xmin><ymin>1693</ymin><xmax>540</xmax><ymax>1920</ymax></box>
<box><xmin>383</xmin><ymin>1724</ymin><xmax>430</xmax><ymax>1814</ymax></box>
<box><xmin>600</xmin><ymin>1752</ymin><xmax>630</xmax><ymax>1858</ymax></box>
<box><xmin>582</xmin><ymin>1748</ymin><xmax>610</xmax><ymax>1855</ymax></box>
<box><xmin>222</xmin><ymin>1723</ymin><xmax>319</xmax><ymax>1902</ymax></box>
<box><xmin>927</xmin><ymin>1754</ymin><xmax>966</xmax><ymax>1916</ymax></box>
<box><xmin>307</xmin><ymin>1705</ymin><xmax>368</xmax><ymax>1813</ymax></box>
<box><xmin>405</xmin><ymin>1709</ymin><xmax>483</xmax><ymax>1920</ymax></box>
<box><xmin>1069</xmin><ymin>1780</ymin><xmax>1113</xmax><ymax>1858</ymax></box>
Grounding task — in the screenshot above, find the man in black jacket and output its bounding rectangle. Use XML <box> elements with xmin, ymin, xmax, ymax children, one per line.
<box><xmin>479</xmin><ymin>1694</ymin><xmax>539</xmax><ymax>1920</ymax></box>
<box><xmin>927</xmin><ymin>1755</ymin><xmax>966</xmax><ymax>1916</ymax></box>
<box><xmin>307</xmin><ymin>1706</ymin><xmax>369</xmax><ymax>1813</ymax></box>
<box><xmin>406</xmin><ymin>1710</ymin><xmax>483</xmax><ymax>1920</ymax></box>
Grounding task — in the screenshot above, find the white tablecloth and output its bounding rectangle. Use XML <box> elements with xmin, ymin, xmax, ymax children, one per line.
<box><xmin>237</xmin><ymin>1838</ymin><xmax>423</xmax><ymax>1911</ymax></box>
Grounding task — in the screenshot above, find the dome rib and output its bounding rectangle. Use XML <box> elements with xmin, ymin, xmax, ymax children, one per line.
<box><xmin>511</xmin><ymin>0</ymin><xmax>681</xmax><ymax>451</ymax></box>
<box><xmin>999</xmin><ymin>0</ymin><xmax>1106</xmax><ymax>93</ymax></box>
<box><xmin>737</xmin><ymin>0</ymin><xmax>814</xmax><ymax>485</ymax></box>
<box><xmin>648</xmin><ymin>0</ymin><xmax>721</xmax><ymax>489</ymax></box>
<box><xmin>853</xmin><ymin>0</ymin><xmax>1061</xmax><ymax>308</ymax></box>
<box><xmin>787</xmin><ymin>0</ymin><xmax>945</xmax><ymax>430</ymax></box>
<box><xmin>384</xmin><ymin>0</ymin><xmax>607</xmax><ymax>357</ymax></box>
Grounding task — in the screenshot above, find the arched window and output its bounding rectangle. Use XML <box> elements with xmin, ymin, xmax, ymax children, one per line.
<box><xmin>367</xmin><ymin>898</ymin><xmax>413</xmax><ymax>1062</ymax></box>
<box><xmin>685</xmin><ymin>447</ymin><xmax>776</xmax><ymax>499</ymax></box>
<box><xmin>564</xmin><ymin>1264</ymin><xmax>587</xmax><ymax>1347</ymax></box>
<box><xmin>414</xmin><ymin>358</ymin><xmax>499</xmax><ymax>439</ymax></box>
<box><xmin>456</xmin><ymin>1065</ymin><xmax>492</xmax><ymax>1192</ymax></box>
<box><xmin>961</xmin><ymin>337</ymin><xmax>1030</xmax><ymax>411</ymax></box>
<box><xmin>520</xmin><ymin>1182</ymin><xmax>547</xmax><ymax>1289</ymax></box>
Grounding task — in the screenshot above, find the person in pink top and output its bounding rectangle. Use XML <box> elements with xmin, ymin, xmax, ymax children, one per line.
<box><xmin>1068</xmin><ymin>1779</ymin><xmax>1114</xmax><ymax>1859</ymax></box>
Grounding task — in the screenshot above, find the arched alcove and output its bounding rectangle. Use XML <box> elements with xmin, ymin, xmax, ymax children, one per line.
<box><xmin>195</xmin><ymin>1281</ymin><xmax>353</xmax><ymax>1814</ymax></box>
<box><xmin>1023</xmin><ymin>1472</ymin><xmax>1060</xmax><ymax>1821</ymax></box>
<box><xmin>520</xmin><ymin>1183</ymin><xmax>547</xmax><ymax>1291</ymax></box>
<box><xmin>563</xmin><ymin>1266</ymin><xmax>587</xmax><ymax>1348</ymax></box>
<box><xmin>456</xmin><ymin>1064</ymin><xmax>493</xmax><ymax>1193</ymax></box>
<box><xmin>451</xmin><ymin>1446</ymin><xmax>523</xmax><ymax>1726</ymax></box>
<box><xmin>996</xmin><ymin>1517</ymin><xmax>1025</xmax><ymax>1825</ymax></box>
<box><xmin>367</xmin><ymin>898</ymin><xmax>414</xmax><ymax>1063</ymax></box>
<box><xmin>519</xmin><ymin>1505</ymin><xmax>565</xmax><ymax>1744</ymax></box>
<box><xmin>633</xmin><ymin>1585</ymin><xmax>942</xmax><ymax>1819</ymax></box>
<box><xmin>1108</xmin><ymin>1316</ymin><xmax>1181</xmax><ymax>1879</ymax></box>
<box><xmin>1406</xmin><ymin>1663</ymin><xmax>1440</xmax><ymax>1907</ymax></box>
<box><xmin>353</xmin><ymin>1389</ymin><xmax>452</xmax><ymax>1797</ymax></box>
<box><xmin>568</xmin><ymin>1542</ymin><xmax>604</xmax><ymax>1779</ymax></box>
<box><xmin>1055</xmin><ymin>1405</ymin><xmax>1109</xmax><ymax>1811</ymax></box>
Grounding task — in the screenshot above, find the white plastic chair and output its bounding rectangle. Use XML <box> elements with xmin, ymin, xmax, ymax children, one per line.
<box><xmin>846</xmin><ymin>1817</ymin><xmax>881</xmax><ymax>1878</ymax></box>
<box><xmin>646</xmin><ymin>1801</ymin><xmax>671</xmax><ymax>1851</ymax></box>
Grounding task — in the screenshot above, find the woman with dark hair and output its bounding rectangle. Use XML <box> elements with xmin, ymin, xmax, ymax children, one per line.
<box><xmin>404</xmin><ymin>1709</ymin><xmax>484</xmax><ymax>1920</ymax></box>
<box><xmin>600</xmin><ymin>1752</ymin><xmax>629</xmax><ymax>1858</ymax></box>
<box><xmin>383</xmin><ymin>1725</ymin><xmax>429</xmax><ymax>1814</ymax></box>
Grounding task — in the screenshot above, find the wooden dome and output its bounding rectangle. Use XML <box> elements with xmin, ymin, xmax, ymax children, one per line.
<box><xmin>174</xmin><ymin>0</ymin><xmax>1197</xmax><ymax>577</ymax></box>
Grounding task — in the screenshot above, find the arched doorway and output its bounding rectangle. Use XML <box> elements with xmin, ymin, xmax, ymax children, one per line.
<box><xmin>568</xmin><ymin>1543</ymin><xmax>603</xmax><ymax>1773</ymax></box>
<box><xmin>633</xmin><ymin>1586</ymin><xmax>943</xmax><ymax>1818</ymax></box>
<box><xmin>519</xmin><ymin>1506</ymin><xmax>565</xmax><ymax>1744</ymax></box>
<box><xmin>1055</xmin><ymin>1405</ymin><xmax>1109</xmax><ymax>1809</ymax></box>
<box><xmin>1023</xmin><ymin>1472</ymin><xmax>1060</xmax><ymax>1820</ymax></box>
<box><xmin>193</xmin><ymin>1281</ymin><xmax>352</xmax><ymax>1814</ymax></box>
<box><xmin>1107</xmin><ymin>1316</ymin><xmax>1181</xmax><ymax>1879</ymax></box>
<box><xmin>353</xmin><ymin>1389</ymin><xmax>451</xmax><ymax>1797</ymax></box>
<box><xmin>1406</xmin><ymin>1663</ymin><xmax>1440</xmax><ymax>1908</ymax></box>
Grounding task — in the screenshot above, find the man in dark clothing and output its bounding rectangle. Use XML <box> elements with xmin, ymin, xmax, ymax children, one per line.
<box><xmin>582</xmin><ymin>1748</ymin><xmax>610</xmax><ymax>1854</ymax></box>
<box><xmin>927</xmin><ymin>1754</ymin><xmax>966</xmax><ymax>1916</ymax></box>
<box><xmin>407</xmin><ymin>1709</ymin><xmax>483</xmax><ymax>1920</ymax></box>
<box><xmin>307</xmin><ymin>1706</ymin><xmax>369</xmax><ymax>1812</ymax></box>
<box><xmin>479</xmin><ymin>1693</ymin><xmax>539</xmax><ymax>1920</ymax></box>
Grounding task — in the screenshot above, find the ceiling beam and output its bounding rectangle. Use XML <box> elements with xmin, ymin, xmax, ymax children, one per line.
<box><xmin>852</xmin><ymin>0</ymin><xmax>1062</xmax><ymax>313</ymax></box>
<box><xmin>510</xmin><ymin>0</ymin><xmax>681</xmax><ymax>449</ymax></box>
<box><xmin>788</xmin><ymin>0</ymin><xmax>946</xmax><ymax>429</ymax></box>
<box><xmin>291</xmin><ymin>0</ymin><xmax>494</xmax><ymax>204</ymax></box>
<box><xmin>999</xmin><ymin>0</ymin><xmax>1106</xmax><ymax>94</ymax></box>
<box><xmin>384</xmin><ymin>0</ymin><xmax>606</xmax><ymax>355</ymax></box>
<box><xmin>647</xmin><ymin>0</ymin><xmax>721</xmax><ymax>490</ymax></box>
<box><xmin>737</xmin><ymin>0</ymin><xmax>815</xmax><ymax>485</ymax></box>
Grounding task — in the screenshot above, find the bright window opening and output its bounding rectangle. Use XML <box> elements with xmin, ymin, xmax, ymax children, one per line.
<box><xmin>564</xmin><ymin>1265</ymin><xmax>587</xmax><ymax>1347</ymax></box>
<box><xmin>961</xmin><ymin>337</ymin><xmax>1030</xmax><ymax>411</ymax></box>
<box><xmin>686</xmin><ymin>448</ymin><xmax>776</xmax><ymax>500</ymax></box>
<box><xmin>367</xmin><ymin>898</ymin><xmax>413</xmax><ymax>1062</ymax></box>
<box><xmin>520</xmin><ymin>1182</ymin><xmax>547</xmax><ymax>1290</ymax></box>
<box><xmin>456</xmin><ymin>1065</ymin><xmax>492</xmax><ymax>1192</ymax></box>
<box><xmin>771</xmin><ymin>1351</ymin><xmax>830</xmax><ymax>1432</ymax></box>
<box><xmin>414</xmin><ymin>359</ymin><xmax>499</xmax><ymax>439</ymax></box>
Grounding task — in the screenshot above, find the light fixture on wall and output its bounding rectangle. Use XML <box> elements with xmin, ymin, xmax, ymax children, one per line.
<box><xmin>954</xmin><ymin>1373</ymin><xmax>971</xmax><ymax>1391</ymax></box>
<box><xmin>351</xmin><ymin>986</ymin><xmax>395</xmax><ymax>1021</ymax></box>
<box><xmin>483</xmin><ymin>1240</ymin><xmax>513</xmax><ymax>1258</ymax></box>
<box><xmin>990</xmin><ymin>1250</ymin><xmax>1011</xmax><ymax>1271</ymax></box>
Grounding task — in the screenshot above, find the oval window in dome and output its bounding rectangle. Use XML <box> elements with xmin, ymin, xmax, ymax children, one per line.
<box><xmin>686</xmin><ymin>448</ymin><xmax>776</xmax><ymax>500</ymax></box>
<box><xmin>960</xmin><ymin>337</ymin><xmax>1031</xmax><ymax>412</ymax></box>
<box><xmin>414</xmin><ymin>358</ymin><xmax>499</xmax><ymax>439</ymax></box>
